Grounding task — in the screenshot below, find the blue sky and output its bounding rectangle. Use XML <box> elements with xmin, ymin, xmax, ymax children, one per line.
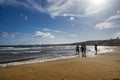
<box><xmin>0</xmin><ymin>0</ymin><xmax>120</xmax><ymax>45</ymax></box>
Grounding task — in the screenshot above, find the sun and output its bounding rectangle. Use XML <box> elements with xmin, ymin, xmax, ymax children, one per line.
<box><xmin>90</xmin><ymin>0</ymin><xmax>107</xmax><ymax>5</ymax></box>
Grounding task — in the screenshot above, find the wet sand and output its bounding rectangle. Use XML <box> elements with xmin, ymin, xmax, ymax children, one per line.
<box><xmin>0</xmin><ymin>47</ymin><xmax>120</xmax><ymax>80</ymax></box>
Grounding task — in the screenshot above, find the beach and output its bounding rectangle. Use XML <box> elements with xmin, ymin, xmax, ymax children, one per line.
<box><xmin>0</xmin><ymin>47</ymin><xmax>120</xmax><ymax>80</ymax></box>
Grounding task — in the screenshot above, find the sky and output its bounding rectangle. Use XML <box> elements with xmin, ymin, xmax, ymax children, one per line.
<box><xmin>0</xmin><ymin>0</ymin><xmax>120</xmax><ymax>45</ymax></box>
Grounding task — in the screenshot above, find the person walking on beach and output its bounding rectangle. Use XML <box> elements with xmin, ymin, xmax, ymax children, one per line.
<box><xmin>76</xmin><ymin>44</ymin><xmax>80</xmax><ymax>56</ymax></box>
<box><xmin>81</xmin><ymin>43</ymin><xmax>86</xmax><ymax>57</ymax></box>
<box><xmin>81</xmin><ymin>44</ymin><xmax>84</xmax><ymax>57</ymax></box>
<box><xmin>83</xmin><ymin>43</ymin><xmax>86</xmax><ymax>57</ymax></box>
<box><xmin>95</xmin><ymin>44</ymin><xmax>97</xmax><ymax>55</ymax></box>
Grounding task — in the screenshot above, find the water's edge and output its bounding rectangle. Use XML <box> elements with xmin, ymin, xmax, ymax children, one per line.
<box><xmin>0</xmin><ymin>46</ymin><xmax>113</xmax><ymax>67</ymax></box>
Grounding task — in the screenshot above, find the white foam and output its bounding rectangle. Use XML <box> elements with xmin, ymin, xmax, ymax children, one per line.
<box><xmin>0</xmin><ymin>47</ymin><xmax>42</xmax><ymax>51</ymax></box>
<box><xmin>0</xmin><ymin>56</ymin><xmax>77</xmax><ymax>67</ymax></box>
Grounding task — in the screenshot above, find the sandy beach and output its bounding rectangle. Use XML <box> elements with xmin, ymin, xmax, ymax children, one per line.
<box><xmin>0</xmin><ymin>47</ymin><xmax>120</xmax><ymax>80</ymax></box>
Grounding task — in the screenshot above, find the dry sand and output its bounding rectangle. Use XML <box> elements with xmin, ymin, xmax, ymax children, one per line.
<box><xmin>0</xmin><ymin>47</ymin><xmax>120</xmax><ymax>80</ymax></box>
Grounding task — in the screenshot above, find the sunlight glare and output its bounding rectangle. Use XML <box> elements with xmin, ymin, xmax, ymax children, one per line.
<box><xmin>90</xmin><ymin>0</ymin><xmax>107</xmax><ymax>5</ymax></box>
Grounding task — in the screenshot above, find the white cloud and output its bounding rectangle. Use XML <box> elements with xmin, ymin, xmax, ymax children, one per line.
<box><xmin>0</xmin><ymin>0</ymin><xmax>45</xmax><ymax>12</ymax></box>
<box><xmin>115</xmin><ymin>32</ymin><xmax>120</xmax><ymax>38</ymax></box>
<box><xmin>69</xmin><ymin>34</ymin><xmax>78</xmax><ymax>38</ymax></box>
<box><xmin>47</xmin><ymin>0</ymin><xmax>109</xmax><ymax>17</ymax></box>
<box><xmin>85</xmin><ymin>6</ymin><xmax>103</xmax><ymax>15</ymax></box>
<box><xmin>0</xmin><ymin>0</ymin><xmax>108</xmax><ymax>18</ymax></box>
<box><xmin>85</xmin><ymin>0</ymin><xmax>109</xmax><ymax>15</ymax></box>
<box><xmin>70</xmin><ymin>17</ymin><xmax>74</xmax><ymax>20</ymax></box>
<box><xmin>34</xmin><ymin>31</ymin><xmax>55</xmax><ymax>38</ymax></box>
<box><xmin>26</xmin><ymin>0</ymin><xmax>46</xmax><ymax>12</ymax></box>
<box><xmin>53</xmin><ymin>30</ymin><xmax>67</xmax><ymax>34</ymax></box>
<box><xmin>43</xmin><ymin>28</ymin><xmax>50</xmax><ymax>31</ymax></box>
<box><xmin>105</xmin><ymin>15</ymin><xmax>120</xmax><ymax>21</ymax></box>
<box><xmin>95</xmin><ymin>22</ymin><xmax>114</xmax><ymax>30</ymax></box>
<box><xmin>0</xmin><ymin>0</ymin><xmax>29</xmax><ymax>8</ymax></box>
<box><xmin>95</xmin><ymin>15</ymin><xmax>120</xmax><ymax>30</ymax></box>
<box><xmin>47</xmin><ymin>0</ymin><xmax>87</xmax><ymax>17</ymax></box>
<box><xmin>42</xmin><ymin>28</ymin><xmax>67</xmax><ymax>34</ymax></box>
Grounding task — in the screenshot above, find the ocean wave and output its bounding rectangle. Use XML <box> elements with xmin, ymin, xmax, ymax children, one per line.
<box><xmin>0</xmin><ymin>46</ymin><xmax>113</xmax><ymax>67</ymax></box>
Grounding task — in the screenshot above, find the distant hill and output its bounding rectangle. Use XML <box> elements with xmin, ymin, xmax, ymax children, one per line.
<box><xmin>72</xmin><ymin>38</ymin><xmax>120</xmax><ymax>46</ymax></box>
<box><xmin>45</xmin><ymin>38</ymin><xmax>120</xmax><ymax>46</ymax></box>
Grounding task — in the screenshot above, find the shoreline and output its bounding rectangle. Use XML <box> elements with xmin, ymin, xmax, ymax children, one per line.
<box><xmin>0</xmin><ymin>47</ymin><xmax>120</xmax><ymax>80</ymax></box>
<box><xmin>0</xmin><ymin>55</ymin><xmax>78</xmax><ymax>68</ymax></box>
<box><xmin>0</xmin><ymin>57</ymin><xmax>38</xmax><ymax>64</ymax></box>
<box><xmin>0</xmin><ymin>46</ymin><xmax>114</xmax><ymax>67</ymax></box>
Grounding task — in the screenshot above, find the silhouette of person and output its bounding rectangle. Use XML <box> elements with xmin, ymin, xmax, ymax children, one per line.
<box><xmin>95</xmin><ymin>44</ymin><xmax>97</xmax><ymax>55</ymax></box>
<box><xmin>76</xmin><ymin>44</ymin><xmax>80</xmax><ymax>56</ymax></box>
<box><xmin>80</xmin><ymin>43</ymin><xmax>86</xmax><ymax>57</ymax></box>
<box><xmin>81</xmin><ymin>44</ymin><xmax>84</xmax><ymax>57</ymax></box>
<box><xmin>83</xmin><ymin>43</ymin><xmax>86</xmax><ymax>57</ymax></box>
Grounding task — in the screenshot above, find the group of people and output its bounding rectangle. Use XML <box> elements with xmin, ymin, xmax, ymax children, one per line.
<box><xmin>76</xmin><ymin>43</ymin><xmax>97</xmax><ymax>57</ymax></box>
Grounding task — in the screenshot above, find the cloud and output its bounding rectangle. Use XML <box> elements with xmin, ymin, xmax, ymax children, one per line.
<box><xmin>25</xmin><ymin>16</ymin><xmax>28</xmax><ymax>20</ymax></box>
<box><xmin>43</xmin><ymin>28</ymin><xmax>50</xmax><ymax>31</ymax></box>
<box><xmin>95</xmin><ymin>15</ymin><xmax>120</xmax><ymax>30</ymax></box>
<box><xmin>0</xmin><ymin>32</ymin><xmax>8</xmax><ymax>37</ymax></box>
<box><xmin>95</xmin><ymin>22</ymin><xmax>114</xmax><ymax>30</ymax></box>
<box><xmin>69</xmin><ymin>34</ymin><xmax>78</xmax><ymax>38</ymax></box>
<box><xmin>0</xmin><ymin>32</ymin><xmax>15</xmax><ymax>38</ymax></box>
<box><xmin>0</xmin><ymin>0</ymin><xmax>107</xmax><ymax>18</ymax></box>
<box><xmin>0</xmin><ymin>0</ymin><xmax>30</xmax><ymax>8</ymax></box>
<box><xmin>42</xmin><ymin>28</ymin><xmax>67</xmax><ymax>34</ymax></box>
<box><xmin>105</xmin><ymin>15</ymin><xmax>120</xmax><ymax>21</ymax></box>
<box><xmin>10</xmin><ymin>34</ymin><xmax>15</xmax><ymax>38</ymax></box>
<box><xmin>117</xmin><ymin>11</ymin><xmax>120</xmax><ymax>14</ymax></box>
<box><xmin>46</xmin><ymin>0</ymin><xmax>109</xmax><ymax>17</ymax></box>
<box><xmin>26</xmin><ymin>0</ymin><xmax>46</xmax><ymax>12</ymax></box>
<box><xmin>20</xmin><ymin>14</ymin><xmax>28</xmax><ymax>20</ymax></box>
<box><xmin>85</xmin><ymin>6</ymin><xmax>103</xmax><ymax>15</ymax></box>
<box><xmin>53</xmin><ymin>30</ymin><xmax>67</xmax><ymax>34</ymax></box>
<box><xmin>70</xmin><ymin>17</ymin><xmax>74</xmax><ymax>20</ymax></box>
<box><xmin>85</xmin><ymin>0</ymin><xmax>109</xmax><ymax>15</ymax></box>
<box><xmin>114</xmin><ymin>32</ymin><xmax>120</xmax><ymax>38</ymax></box>
<box><xmin>34</xmin><ymin>31</ymin><xmax>55</xmax><ymax>38</ymax></box>
<box><xmin>0</xmin><ymin>0</ymin><xmax>46</xmax><ymax>12</ymax></box>
<box><xmin>47</xmin><ymin>0</ymin><xmax>98</xmax><ymax>17</ymax></box>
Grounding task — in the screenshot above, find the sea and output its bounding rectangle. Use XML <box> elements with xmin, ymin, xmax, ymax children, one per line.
<box><xmin>0</xmin><ymin>46</ymin><xmax>113</xmax><ymax>67</ymax></box>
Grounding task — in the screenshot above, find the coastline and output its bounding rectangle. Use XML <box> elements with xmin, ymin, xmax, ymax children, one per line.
<box><xmin>0</xmin><ymin>46</ymin><xmax>113</xmax><ymax>67</ymax></box>
<box><xmin>0</xmin><ymin>47</ymin><xmax>120</xmax><ymax>80</ymax></box>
